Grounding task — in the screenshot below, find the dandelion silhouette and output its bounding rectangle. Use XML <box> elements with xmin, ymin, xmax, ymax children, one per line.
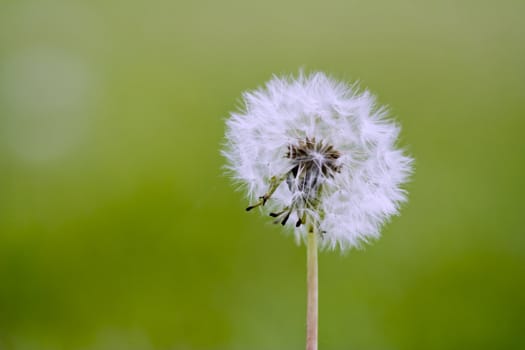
<box><xmin>223</xmin><ymin>71</ymin><xmax>413</xmax><ymax>350</ymax></box>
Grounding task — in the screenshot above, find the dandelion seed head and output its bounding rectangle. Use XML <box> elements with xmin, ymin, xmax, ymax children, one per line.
<box><xmin>223</xmin><ymin>71</ymin><xmax>413</xmax><ymax>251</ymax></box>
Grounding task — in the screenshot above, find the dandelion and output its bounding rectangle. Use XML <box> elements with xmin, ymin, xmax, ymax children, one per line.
<box><xmin>222</xmin><ymin>71</ymin><xmax>413</xmax><ymax>350</ymax></box>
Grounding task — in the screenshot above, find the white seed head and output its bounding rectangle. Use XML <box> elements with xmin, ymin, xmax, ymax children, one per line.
<box><xmin>223</xmin><ymin>72</ymin><xmax>413</xmax><ymax>251</ymax></box>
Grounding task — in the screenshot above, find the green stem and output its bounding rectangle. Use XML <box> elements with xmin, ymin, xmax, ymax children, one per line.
<box><xmin>306</xmin><ymin>227</ymin><xmax>318</xmax><ymax>350</ymax></box>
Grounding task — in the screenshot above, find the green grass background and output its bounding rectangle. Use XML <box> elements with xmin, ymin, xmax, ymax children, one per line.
<box><xmin>0</xmin><ymin>0</ymin><xmax>524</xmax><ymax>349</ymax></box>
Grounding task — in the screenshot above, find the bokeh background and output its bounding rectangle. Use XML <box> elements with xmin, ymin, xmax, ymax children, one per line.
<box><xmin>1</xmin><ymin>0</ymin><xmax>524</xmax><ymax>349</ymax></box>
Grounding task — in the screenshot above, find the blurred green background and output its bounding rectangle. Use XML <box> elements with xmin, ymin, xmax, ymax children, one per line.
<box><xmin>1</xmin><ymin>0</ymin><xmax>524</xmax><ymax>349</ymax></box>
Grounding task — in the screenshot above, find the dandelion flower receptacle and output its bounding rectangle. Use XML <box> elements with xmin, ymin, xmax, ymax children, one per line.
<box><xmin>222</xmin><ymin>71</ymin><xmax>413</xmax><ymax>349</ymax></box>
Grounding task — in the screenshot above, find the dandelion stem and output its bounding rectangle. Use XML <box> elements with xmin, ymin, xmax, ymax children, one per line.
<box><xmin>306</xmin><ymin>226</ymin><xmax>318</xmax><ymax>350</ymax></box>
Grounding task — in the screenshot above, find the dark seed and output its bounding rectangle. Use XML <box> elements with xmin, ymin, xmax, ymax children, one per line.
<box><xmin>281</xmin><ymin>211</ymin><xmax>291</xmax><ymax>226</ymax></box>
